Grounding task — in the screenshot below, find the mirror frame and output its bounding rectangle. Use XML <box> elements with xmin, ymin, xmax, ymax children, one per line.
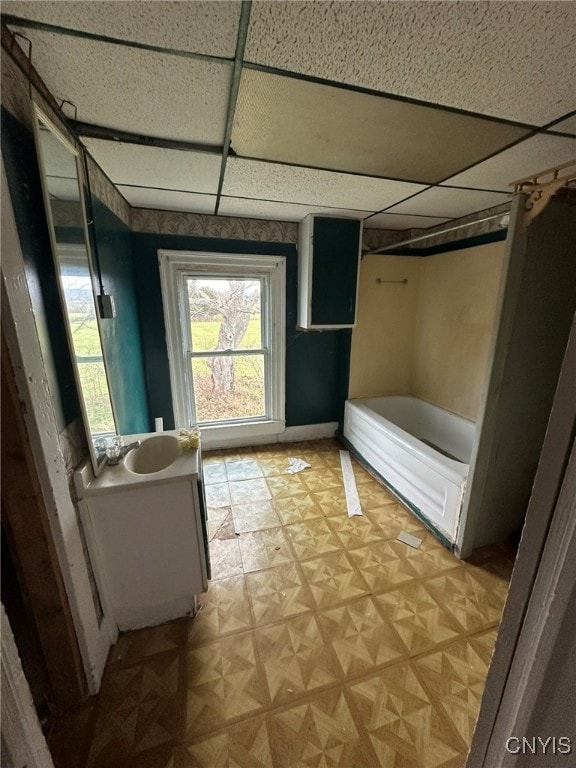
<box><xmin>32</xmin><ymin>104</ymin><xmax>117</xmax><ymax>476</ymax></box>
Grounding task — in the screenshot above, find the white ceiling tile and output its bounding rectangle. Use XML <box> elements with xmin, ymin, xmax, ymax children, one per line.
<box><xmin>117</xmin><ymin>186</ymin><xmax>215</xmax><ymax>214</ymax></box>
<box><xmin>245</xmin><ymin>1</ymin><xmax>576</xmax><ymax>125</ymax></box>
<box><xmin>364</xmin><ymin>213</ymin><xmax>451</xmax><ymax>231</ymax></box>
<box><xmin>13</xmin><ymin>28</ymin><xmax>232</xmax><ymax>144</ymax></box>
<box><xmin>550</xmin><ymin>115</ymin><xmax>576</xmax><ymax>136</ymax></box>
<box><xmin>386</xmin><ymin>188</ymin><xmax>511</xmax><ymax>220</ymax></box>
<box><xmin>3</xmin><ymin>1</ymin><xmax>240</xmax><ymax>58</ymax></box>
<box><xmin>219</xmin><ymin>197</ymin><xmax>369</xmax><ymax>223</ymax></box>
<box><xmin>223</xmin><ymin>159</ymin><xmax>425</xmax><ymax>211</ymax></box>
<box><xmin>442</xmin><ymin>134</ymin><xmax>576</xmax><ymax>192</ymax></box>
<box><xmin>233</xmin><ymin>70</ymin><xmax>528</xmax><ymax>184</ymax></box>
<box><xmin>82</xmin><ymin>139</ymin><xmax>221</xmax><ymax>193</ymax></box>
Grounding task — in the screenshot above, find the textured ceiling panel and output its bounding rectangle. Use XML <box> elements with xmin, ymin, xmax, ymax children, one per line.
<box><xmin>365</xmin><ymin>213</ymin><xmax>451</xmax><ymax>231</ymax></box>
<box><xmin>245</xmin><ymin>1</ymin><xmax>576</xmax><ymax>125</ymax></box>
<box><xmin>442</xmin><ymin>134</ymin><xmax>576</xmax><ymax>192</ymax></box>
<box><xmin>82</xmin><ymin>139</ymin><xmax>221</xmax><ymax>193</ymax></box>
<box><xmin>232</xmin><ymin>70</ymin><xmax>529</xmax><ymax>184</ymax></box>
<box><xmin>386</xmin><ymin>188</ymin><xmax>511</xmax><ymax>220</ymax></box>
<box><xmin>551</xmin><ymin>115</ymin><xmax>576</xmax><ymax>136</ymax></box>
<box><xmin>13</xmin><ymin>28</ymin><xmax>232</xmax><ymax>143</ymax></box>
<box><xmin>117</xmin><ymin>186</ymin><xmax>216</xmax><ymax>215</ymax></box>
<box><xmin>3</xmin><ymin>1</ymin><xmax>240</xmax><ymax>58</ymax></box>
<box><xmin>222</xmin><ymin>158</ymin><xmax>425</xmax><ymax>211</ymax></box>
<box><xmin>219</xmin><ymin>197</ymin><xmax>369</xmax><ymax>223</ymax></box>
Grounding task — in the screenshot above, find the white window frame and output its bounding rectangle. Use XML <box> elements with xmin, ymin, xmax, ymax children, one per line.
<box><xmin>159</xmin><ymin>250</ymin><xmax>286</xmax><ymax>445</ymax></box>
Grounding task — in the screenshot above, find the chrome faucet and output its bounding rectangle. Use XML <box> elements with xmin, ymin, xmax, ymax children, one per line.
<box><xmin>120</xmin><ymin>441</ymin><xmax>141</xmax><ymax>457</ymax></box>
<box><xmin>106</xmin><ymin>440</ymin><xmax>141</xmax><ymax>465</ymax></box>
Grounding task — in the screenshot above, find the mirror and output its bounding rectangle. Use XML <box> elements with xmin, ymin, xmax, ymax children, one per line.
<box><xmin>33</xmin><ymin>106</ymin><xmax>117</xmax><ymax>474</ymax></box>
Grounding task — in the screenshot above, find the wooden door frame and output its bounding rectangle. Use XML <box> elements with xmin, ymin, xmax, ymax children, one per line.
<box><xmin>468</xmin><ymin>313</ymin><xmax>576</xmax><ymax>766</ymax></box>
<box><xmin>2</xmin><ymin>158</ymin><xmax>117</xmax><ymax>693</ymax></box>
<box><xmin>2</xmin><ymin>331</ymin><xmax>88</xmax><ymax>711</ymax></box>
<box><xmin>1</xmin><ymin>604</ymin><xmax>55</xmax><ymax>768</ymax></box>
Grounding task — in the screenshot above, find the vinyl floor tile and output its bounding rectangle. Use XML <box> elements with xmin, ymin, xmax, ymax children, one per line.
<box><xmin>232</xmin><ymin>500</ymin><xmax>281</xmax><ymax>532</ymax></box>
<box><xmin>284</xmin><ymin>517</ymin><xmax>343</xmax><ymax>561</ymax></box>
<box><xmin>205</xmin><ymin>482</ymin><xmax>231</xmax><ymax>508</ymax></box>
<box><xmin>327</xmin><ymin>512</ymin><xmax>390</xmax><ymax>549</ymax></box>
<box><xmin>208</xmin><ymin>538</ymin><xmax>243</xmax><ymax>580</ymax></box>
<box><xmin>273</xmin><ymin>492</ymin><xmax>323</xmax><ymax>524</ymax></box>
<box><xmin>310</xmin><ymin>488</ymin><xmax>348</xmax><ymax>517</ymax></box>
<box><xmin>425</xmin><ymin>569</ymin><xmax>505</xmax><ymax>632</ymax></box>
<box><xmin>317</xmin><ymin>596</ymin><xmax>407</xmax><ymax>680</ymax></box>
<box><xmin>413</xmin><ymin>629</ymin><xmax>498</xmax><ymax>746</ymax></box>
<box><xmin>266</xmin><ymin>472</ymin><xmax>310</xmax><ymax>499</ymax></box>
<box><xmin>109</xmin><ymin>622</ymin><xmax>187</xmax><ymax>668</ymax></box>
<box><xmin>348</xmin><ymin>540</ymin><xmax>423</xmax><ymax>592</ymax></box>
<box><xmin>210</xmin><ymin>512</ymin><xmax>237</xmax><ymax>541</ymax></box>
<box><xmin>374</xmin><ymin>579</ymin><xmax>465</xmax><ymax>655</ymax></box>
<box><xmin>348</xmin><ymin>661</ymin><xmax>467</xmax><ymax>767</ymax></box>
<box><xmin>229</xmin><ymin>478</ymin><xmax>271</xmax><ymax>504</ymax></box>
<box><xmin>245</xmin><ymin>562</ymin><xmax>316</xmax><ymax>626</ymax></box>
<box><xmin>81</xmin><ymin>441</ymin><xmax>514</xmax><ymax>767</ymax></box>
<box><xmin>202</xmin><ymin>462</ymin><xmax>227</xmax><ymax>485</ymax></box>
<box><xmin>300</xmin><ymin>551</ymin><xmax>370</xmax><ymax>610</ymax></box>
<box><xmin>258</xmin><ymin>456</ymin><xmax>292</xmax><ymax>476</ymax></box>
<box><xmin>387</xmin><ymin>534</ymin><xmax>462</xmax><ymax>580</ymax></box>
<box><xmin>184</xmin><ymin>632</ymin><xmax>267</xmax><ymax>738</ymax></box>
<box><xmin>255</xmin><ymin>613</ymin><xmax>342</xmax><ymax>706</ymax></box>
<box><xmin>88</xmin><ymin>651</ymin><xmax>182</xmax><ymax>766</ymax></box>
<box><xmin>269</xmin><ymin>686</ymin><xmax>380</xmax><ymax>767</ymax></box>
<box><xmin>363</xmin><ymin>502</ymin><xmax>428</xmax><ymax>537</ymax></box>
<box><xmin>177</xmin><ymin>713</ymin><xmax>273</xmax><ymax>767</ymax></box>
<box><xmin>302</xmin><ymin>467</ymin><xmax>344</xmax><ymax>493</ymax></box>
<box><xmin>207</xmin><ymin>511</ymin><xmax>229</xmax><ymax>542</ymax></box>
<box><xmin>225</xmin><ymin>459</ymin><xmax>264</xmax><ymax>481</ymax></box>
<box><xmin>188</xmin><ymin>575</ymin><xmax>252</xmax><ymax>644</ymax></box>
<box><xmin>238</xmin><ymin>527</ymin><xmax>294</xmax><ymax>572</ymax></box>
<box><xmin>357</xmin><ymin>484</ymin><xmax>398</xmax><ymax>510</ymax></box>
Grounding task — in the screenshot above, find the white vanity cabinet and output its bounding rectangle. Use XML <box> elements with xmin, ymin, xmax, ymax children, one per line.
<box><xmin>74</xmin><ymin>433</ymin><xmax>208</xmax><ymax>631</ymax></box>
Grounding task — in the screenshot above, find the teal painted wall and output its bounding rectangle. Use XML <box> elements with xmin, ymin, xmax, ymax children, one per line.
<box><xmin>131</xmin><ymin>233</ymin><xmax>352</xmax><ymax>430</ymax></box>
<box><xmin>1</xmin><ymin>106</ymin><xmax>81</xmax><ymax>429</ymax></box>
<box><xmin>91</xmin><ymin>198</ymin><xmax>149</xmax><ymax>434</ymax></box>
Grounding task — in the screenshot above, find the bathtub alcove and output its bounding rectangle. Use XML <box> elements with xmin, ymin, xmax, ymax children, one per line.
<box><xmin>344</xmin><ymin>396</ymin><xmax>475</xmax><ymax>544</ymax></box>
<box><xmin>346</xmin><ymin>192</ymin><xmax>576</xmax><ymax>557</ymax></box>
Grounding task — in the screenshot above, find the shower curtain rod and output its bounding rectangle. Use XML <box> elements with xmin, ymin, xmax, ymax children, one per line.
<box><xmin>363</xmin><ymin>211</ymin><xmax>510</xmax><ymax>256</ymax></box>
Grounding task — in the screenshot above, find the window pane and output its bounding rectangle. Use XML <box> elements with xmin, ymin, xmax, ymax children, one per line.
<box><xmin>187</xmin><ymin>278</ymin><xmax>262</xmax><ymax>352</ymax></box>
<box><xmin>77</xmin><ymin>360</ymin><xmax>116</xmax><ymax>434</ymax></box>
<box><xmin>62</xmin><ymin>268</ymin><xmax>115</xmax><ymax>435</ymax></box>
<box><xmin>191</xmin><ymin>354</ymin><xmax>265</xmax><ymax>422</ymax></box>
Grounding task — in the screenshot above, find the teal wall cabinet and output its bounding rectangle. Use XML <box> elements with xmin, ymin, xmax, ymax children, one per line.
<box><xmin>298</xmin><ymin>215</ymin><xmax>362</xmax><ymax>329</ymax></box>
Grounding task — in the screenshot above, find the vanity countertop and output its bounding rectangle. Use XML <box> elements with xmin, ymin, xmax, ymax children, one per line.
<box><xmin>74</xmin><ymin>430</ymin><xmax>200</xmax><ymax>498</ymax></box>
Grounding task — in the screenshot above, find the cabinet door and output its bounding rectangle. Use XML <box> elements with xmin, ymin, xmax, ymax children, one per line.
<box><xmin>311</xmin><ymin>217</ymin><xmax>361</xmax><ymax>326</ymax></box>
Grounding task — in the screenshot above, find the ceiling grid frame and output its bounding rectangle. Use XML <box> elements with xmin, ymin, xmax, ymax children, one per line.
<box><xmin>3</xmin><ymin>1</ymin><xmax>574</xmax><ymax>229</ymax></box>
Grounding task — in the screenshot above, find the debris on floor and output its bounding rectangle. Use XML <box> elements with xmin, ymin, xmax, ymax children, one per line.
<box><xmin>339</xmin><ymin>450</ymin><xmax>363</xmax><ymax>517</ymax></box>
<box><xmin>397</xmin><ymin>530</ymin><xmax>423</xmax><ymax>549</ymax></box>
<box><xmin>286</xmin><ymin>457</ymin><xmax>311</xmax><ymax>474</ymax></box>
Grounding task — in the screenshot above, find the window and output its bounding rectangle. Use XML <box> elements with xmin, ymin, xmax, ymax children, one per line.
<box><xmin>159</xmin><ymin>251</ymin><xmax>285</xmax><ymax>444</ymax></box>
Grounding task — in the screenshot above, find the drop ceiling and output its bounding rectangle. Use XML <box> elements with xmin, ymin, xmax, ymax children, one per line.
<box><xmin>3</xmin><ymin>0</ymin><xmax>576</xmax><ymax>230</ymax></box>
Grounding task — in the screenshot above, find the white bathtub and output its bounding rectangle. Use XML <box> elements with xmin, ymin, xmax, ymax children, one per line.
<box><xmin>343</xmin><ymin>396</ymin><xmax>476</xmax><ymax>543</ymax></box>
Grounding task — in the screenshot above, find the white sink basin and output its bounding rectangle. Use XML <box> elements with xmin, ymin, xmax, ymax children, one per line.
<box><xmin>125</xmin><ymin>434</ymin><xmax>181</xmax><ymax>475</ymax></box>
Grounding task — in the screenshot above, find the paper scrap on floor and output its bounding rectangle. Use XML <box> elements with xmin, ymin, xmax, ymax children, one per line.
<box><xmin>397</xmin><ymin>531</ymin><xmax>423</xmax><ymax>549</ymax></box>
<box><xmin>339</xmin><ymin>450</ymin><xmax>363</xmax><ymax>517</ymax></box>
<box><xmin>286</xmin><ymin>457</ymin><xmax>311</xmax><ymax>474</ymax></box>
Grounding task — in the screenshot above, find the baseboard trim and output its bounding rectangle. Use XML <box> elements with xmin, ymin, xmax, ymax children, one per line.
<box><xmin>279</xmin><ymin>423</ymin><xmax>338</xmax><ymax>442</ymax></box>
<box><xmin>201</xmin><ymin>422</ymin><xmax>338</xmax><ymax>450</ymax></box>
